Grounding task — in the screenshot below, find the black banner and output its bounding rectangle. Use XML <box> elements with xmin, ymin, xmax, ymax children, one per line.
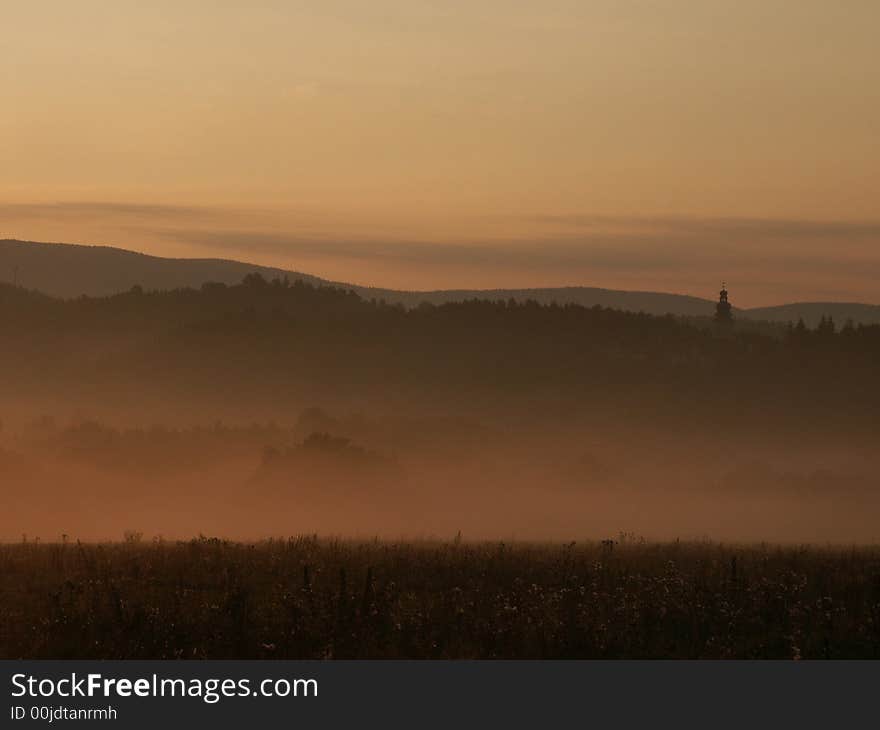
<box><xmin>2</xmin><ymin>661</ymin><xmax>877</xmax><ymax>728</ymax></box>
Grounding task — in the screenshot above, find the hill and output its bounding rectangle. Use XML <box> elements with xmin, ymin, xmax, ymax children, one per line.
<box><xmin>746</xmin><ymin>302</ymin><xmax>880</xmax><ymax>328</ymax></box>
<box><xmin>1</xmin><ymin>272</ymin><xmax>878</xmax><ymax>431</ymax></box>
<box><xmin>2</xmin><ymin>239</ymin><xmax>877</xmax><ymax>324</ymax></box>
<box><xmin>0</xmin><ymin>239</ymin><xmax>328</xmax><ymax>298</ymax></box>
<box><xmin>0</xmin><ymin>239</ymin><xmax>719</xmax><ymax>317</ymax></box>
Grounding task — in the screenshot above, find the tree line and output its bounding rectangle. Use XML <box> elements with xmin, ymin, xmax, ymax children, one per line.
<box><xmin>1</xmin><ymin>275</ymin><xmax>877</xmax><ymax>427</ymax></box>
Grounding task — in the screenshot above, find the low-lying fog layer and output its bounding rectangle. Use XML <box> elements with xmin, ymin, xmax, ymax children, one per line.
<box><xmin>3</xmin><ymin>403</ymin><xmax>877</xmax><ymax>544</ymax></box>
<box><xmin>3</xmin><ymin>277</ymin><xmax>878</xmax><ymax>544</ymax></box>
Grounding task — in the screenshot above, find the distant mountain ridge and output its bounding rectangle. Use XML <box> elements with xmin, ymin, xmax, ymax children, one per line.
<box><xmin>745</xmin><ymin>302</ymin><xmax>880</xmax><ymax>328</ymax></box>
<box><xmin>2</xmin><ymin>239</ymin><xmax>878</xmax><ymax>326</ymax></box>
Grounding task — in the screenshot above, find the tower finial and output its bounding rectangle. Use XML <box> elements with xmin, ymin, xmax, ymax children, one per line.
<box><xmin>715</xmin><ymin>281</ymin><xmax>732</xmax><ymax>323</ymax></box>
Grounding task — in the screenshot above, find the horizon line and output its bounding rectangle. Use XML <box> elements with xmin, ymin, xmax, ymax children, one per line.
<box><xmin>1</xmin><ymin>237</ymin><xmax>878</xmax><ymax>311</ymax></box>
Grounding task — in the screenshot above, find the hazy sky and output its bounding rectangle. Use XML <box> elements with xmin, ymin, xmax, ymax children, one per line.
<box><xmin>2</xmin><ymin>1</ymin><xmax>878</xmax><ymax>305</ymax></box>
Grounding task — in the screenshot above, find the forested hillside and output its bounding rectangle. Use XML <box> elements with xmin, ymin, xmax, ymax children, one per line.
<box><xmin>2</xmin><ymin>274</ymin><xmax>877</xmax><ymax>431</ymax></box>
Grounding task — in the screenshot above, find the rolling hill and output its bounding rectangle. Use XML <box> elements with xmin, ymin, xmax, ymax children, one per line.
<box><xmin>745</xmin><ymin>302</ymin><xmax>880</xmax><ymax>328</ymax></box>
<box><xmin>2</xmin><ymin>239</ymin><xmax>878</xmax><ymax>325</ymax></box>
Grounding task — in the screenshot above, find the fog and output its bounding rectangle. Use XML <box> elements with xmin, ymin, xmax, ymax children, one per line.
<box><xmin>3</xmin><ymin>394</ymin><xmax>878</xmax><ymax>545</ymax></box>
<box><xmin>3</xmin><ymin>278</ymin><xmax>877</xmax><ymax>545</ymax></box>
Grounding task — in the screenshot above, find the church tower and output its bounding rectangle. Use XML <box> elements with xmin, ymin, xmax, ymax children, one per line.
<box><xmin>715</xmin><ymin>282</ymin><xmax>733</xmax><ymax>323</ymax></box>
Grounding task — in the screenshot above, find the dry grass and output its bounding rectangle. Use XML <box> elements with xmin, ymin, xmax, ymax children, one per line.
<box><xmin>2</xmin><ymin>537</ymin><xmax>879</xmax><ymax>659</ymax></box>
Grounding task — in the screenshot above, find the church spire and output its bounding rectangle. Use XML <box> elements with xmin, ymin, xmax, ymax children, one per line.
<box><xmin>715</xmin><ymin>282</ymin><xmax>733</xmax><ymax>323</ymax></box>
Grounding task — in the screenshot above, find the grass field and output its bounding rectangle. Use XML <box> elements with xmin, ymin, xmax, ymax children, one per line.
<box><xmin>2</xmin><ymin>536</ymin><xmax>879</xmax><ymax>659</ymax></box>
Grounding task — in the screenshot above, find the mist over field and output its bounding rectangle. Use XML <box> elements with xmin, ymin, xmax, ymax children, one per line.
<box><xmin>2</xmin><ymin>274</ymin><xmax>877</xmax><ymax>545</ymax></box>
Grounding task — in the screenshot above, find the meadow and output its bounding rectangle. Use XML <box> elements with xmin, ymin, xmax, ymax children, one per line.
<box><xmin>2</xmin><ymin>536</ymin><xmax>879</xmax><ymax>659</ymax></box>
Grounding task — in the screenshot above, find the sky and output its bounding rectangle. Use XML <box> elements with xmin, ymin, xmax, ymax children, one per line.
<box><xmin>2</xmin><ymin>0</ymin><xmax>878</xmax><ymax>306</ymax></box>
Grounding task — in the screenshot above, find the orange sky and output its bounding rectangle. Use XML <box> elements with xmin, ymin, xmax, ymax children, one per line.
<box><xmin>2</xmin><ymin>1</ymin><xmax>879</xmax><ymax>306</ymax></box>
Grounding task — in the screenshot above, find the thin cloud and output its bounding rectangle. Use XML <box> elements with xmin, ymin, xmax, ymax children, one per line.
<box><xmin>148</xmin><ymin>226</ymin><xmax>880</xmax><ymax>281</ymax></box>
<box><xmin>0</xmin><ymin>201</ymin><xmax>208</xmax><ymax>220</ymax></box>
<box><xmin>3</xmin><ymin>201</ymin><xmax>878</xmax><ymax>301</ymax></box>
<box><xmin>526</xmin><ymin>214</ymin><xmax>880</xmax><ymax>241</ymax></box>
